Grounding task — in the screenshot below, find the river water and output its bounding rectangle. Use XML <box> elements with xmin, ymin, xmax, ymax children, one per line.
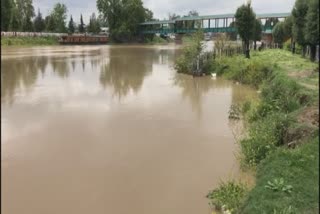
<box><xmin>1</xmin><ymin>44</ymin><xmax>256</xmax><ymax>214</ymax></box>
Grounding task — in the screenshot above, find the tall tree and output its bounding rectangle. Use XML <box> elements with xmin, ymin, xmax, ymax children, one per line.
<box><xmin>305</xmin><ymin>0</ymin><xmax>319</xmax><ymax>61</ymax></box>
<box><xmin>51</xmin><ymin>3</ymin><xmax>67</xmax><ymax>33</ymax></box>
<box><xmin>15</xmin><ymin>0</ymin><xmax>35</xmax><ymax>31</ymax></box>
<box><xmin>144</xmin><ymin>8</ymin><xmax>153</xmax><ymax>21</ymax></box>
<box><xmin>283</xmin><ymin>16</ymin><xmax>293</xmax><ymax>52</ymax></box>
<box><xmin>273</xmin><ymin>22</ymin><xmax>286</xmax><ymax>48</ymax></box>
<box><xmin>97</xmin><ymin>0</ymin><xmax>152</xmax><ymax>41</ymax></box>
<box><xmin>79</xmin><ymin>14</ymin><xmax>85</xmax><ymax>33</ymax></box>
<box><xmin>283</xmin><ymin>16</ymin><xmax>293</xmax><ymax>39</ymax></box>
<box><xmin>34</xmin><ymin>9</ymin><xmax>45</xmax><ymax>32</ymax></box>
<box><xmin>292</xmin><ymin>0</ymin><xmax>309</xmax><ymax>56</ymax></box>
<box><xmin>68</xmin><ymin>15</ymin><xmax>75</xmax><ymax>34</ymax></box>
<box><xmin>253</xmin><ymin>19</ymin><xmax>262</xmax><ymax>50</ymax></box>
<box><xmin>227</xmin><ymin>21</ymin><xmax>237</xmax><ymax>40</ymax></box>
<box><xmin>87</xmin><ymin>13</ymin><xmax>101</xmax><ymax>34</ymax></box>
<box><xmin>1</xmin><ymin>0</ymin><xmax>13</xmax><ymax>31</ymax></box>
<box><xmin>8</xmin><ymin>1</ymin><xmax>20</xmax><ymax>31</ymax></box>
<box><xmin>235</xmin><ymin>2</ymin><xmax>256</xmax><ymax>58</ymax></box>
<box><xmin>45</xmin><ymin>15</ymin><xmax>55</xmax><ymax>32</ymax></box>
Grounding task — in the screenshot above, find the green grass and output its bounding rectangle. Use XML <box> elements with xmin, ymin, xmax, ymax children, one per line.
<box><xmin>207</xmin><ymin>49</ymin><xmax>319</xmax><ymax>213</ymax></box>
<box><xmin>1</xmin><ymin>36</ymin><xmax>59</xmax><ymax>46</ymax></box>
<box><xmin>207</xmin><ymin>180</ymin><xmax>248</xmax><ymax>214</ymax></box>
<box><xmin>240</xmin><ymin>136</ymin><xmax>319</xmax><ymax>214</ymax></box>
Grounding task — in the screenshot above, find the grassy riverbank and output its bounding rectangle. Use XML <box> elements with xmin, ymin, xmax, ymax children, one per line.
<box><xmin>207</xmin><ymin>49</ymin><xmax>319</xmax><ymax>213</ymax></box>
<box><xmin>1</xmin><ymin>36</ymin><xmax>59</xmax><ymax>46</ymax></box>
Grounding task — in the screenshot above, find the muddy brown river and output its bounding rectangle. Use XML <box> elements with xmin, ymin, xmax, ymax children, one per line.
<box><xmin>1</xmin><ymin>45</ymin><xmax>256</xmax><ymax>214</ymax></box>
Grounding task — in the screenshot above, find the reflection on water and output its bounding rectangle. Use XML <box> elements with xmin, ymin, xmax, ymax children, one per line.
<box><xmin>100</xmin><ymin>48</ymin><xmax>153</xmax><ymax>99</ymax></box>
<box><xmin>1</xmin><ymin>45</ymin><xmax>256</xmax><ymax>214</ymax></box>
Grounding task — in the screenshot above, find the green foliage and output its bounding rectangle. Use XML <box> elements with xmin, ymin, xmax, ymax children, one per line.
<box><xmin>260</xmin><ymin>72</ymin><xmax>306</xmax><ymax>113</ymax></box>
<box><xmin>264</xmin><ymin>178</ymin><xmax>293</xmax><ymax>194</ymax></box>
<box><xmin>235</xmin><ymin>3</ymin><xmax>256</xmax><ymax>58</ymax></box>
<box><xmin>283</xmin><ymin>16</ymin><xmax>293</xmax><ymax>38</ymax></box>
<box><xmin>240</xmin><ymin>112</ymin><xmax>293</xmax><ymax>166</ymax></box>
<box><xmin>241</xmin><ymin>136</ymin><xmax>319</xmax><ymax>213</ymax></box>
<box><xmin>13</xmin><ymin>0</ymin><xmax>35</xmax><ymax>31</ymax></box>
<box><xmin>174</xmin><ymin>31</ymin><xmax>205</xmax><ymax>74</ymax></box>
<box><xmin>235</xmin><ymin>4</ymin><xmax>256</xmax><ymax>44</ymax></box>
<box><xmin>9</xmin><ymin>3</ymin><xmax>20</xmax><ymax>31</ymax></box>
<box><xmin>305</xmin><ymin>0</ymin><xmax>319</xmax><ymax>45</ymax></box>
<box><xmin>213</xmin><ymin>55</ymin><xmax>273</xmax><ymax>88</ymax></box>
<box><xmin>1</xmin><ymin>36</ymin><xmax>58</xmax><ymax>46</ymax></box>
<box><xmin>33</xmin><ymin>9</ymin><xmax>45</xmax><ymax>32</ymax></box>
<box><xmin>49</xmin><ymin>3</ymin><xmax>68</xmax><ymax>33</ymax></box>
<box><xmin>79</xmin><ymin>14</ymin><xmax>85</xmax><ymax>33</ymax></box>
<box><xmin>68</xmin><ymin>16</ymin><xmax>75</xmax><ymax>34</ymax></box>
<box><xmin>97</xmin><ymin>0</ymin><xmax>152</xmax><ymax>42</ymax></box>
<box><xmin>208</xmin><ymin>49</ymin><xmax>318</xmax><ymax>213</ymax></box>
<box><xmin>45</xmin><ymin>15</ymin><xmax>55</xmax><ymax>32</ymax></box>
<box><xmin>207</xmin><ymin>181</ymin><xmax>248</xmax><ymax>213</ymax></box>
<box><xmin>273</xmin><ymin>22</ymin><xmax>286</xmax><ymax>46</ymax></box>
<box><xmin>292</xmin><ymin>0</ymin><xmax>309</xmax><ymax>47</ymax></box>
<box><xmin>87</xmin><ymin>13</ymin><xmax>101</xmax><ymax>34</ymax></box>
<box><xmin>284</xmin><ymin>39</ymin><xmax>302</xmax><ymax>54</ymax></box>
<box><xmin>1</xmin><ymin>0</ymin><xmax>13</xmax><ymax>31</ymax></box>
<box><xmin>4</xmin><ymin>0</ymin><xmax>35</xmax><ymax>31</ymax></box>
<box><xmin>253</xmin><ymin>19</ymin><xmax>262</xmax><ymax>42</ymax></box>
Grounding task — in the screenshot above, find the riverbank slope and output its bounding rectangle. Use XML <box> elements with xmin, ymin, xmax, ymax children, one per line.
<box><xmin>207</xmin><ymin>49</ymin><xmax>319</xmax><ymax>213</ymax></box>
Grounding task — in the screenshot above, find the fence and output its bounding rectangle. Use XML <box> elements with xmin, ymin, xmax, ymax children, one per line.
<box><xmin>1</xmin><ymin>31</ymin><xmax>68</xmax><ymax>37</ymax></box>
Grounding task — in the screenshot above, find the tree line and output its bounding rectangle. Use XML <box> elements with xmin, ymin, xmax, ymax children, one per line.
<box><xmin>97</xmin><ymin>0</ymin><xmax>153</xmax><ymax>42</ymax></box>
<box><xmin>1</xmin><ymin>0</ymin><xmax>105</xmax><ymax>34</ymax></box>
<box><xmin>272</xmin><ymin>0</ymin><xmax>319</xmax><ymax>61</ymax></box>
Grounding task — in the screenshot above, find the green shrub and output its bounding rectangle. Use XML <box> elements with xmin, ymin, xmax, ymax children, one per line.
<box><xmin>260</xmin><ymin>72</ymin><xmax>307</xmax><ymax>113</ymax></box>
<box><xmin>283</xmin><ymin>39</ymin><xmax>303</xmax><ymax>55</ymax></box>
<box><xmin>213</xmin><ymin>55</ymin><xmax>273</xmax><ymax>88</ymax></box>
<box><xmin>240</xmin><ymin>113</ymin><xmax>293</xmax><ymax>167</ymax></box>
<box><xmin>174</xmin><ymin>31</ymin><xmax>205</xmax><ymax>74</ymax></box>
<box><xmin>207</xmin><ymin>180</ymin><xmax>248</xmax><ymax>213</ymax></box>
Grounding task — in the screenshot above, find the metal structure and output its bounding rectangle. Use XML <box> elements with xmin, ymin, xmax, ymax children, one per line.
<box><xmin>139</xmin><ymin>13</ymin><xmax>290</xmax><ymax>34</ymax></box>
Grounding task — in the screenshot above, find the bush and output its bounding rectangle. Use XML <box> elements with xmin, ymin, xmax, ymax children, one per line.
<box><xmin>174</xmin><ymin>31</ymin><xmax>205</xmax><ymax>74</ymax></box>
<box><xmin>240</xmin><ymin>113</ymin><xmax>293</xmax><ymax>167</ymax></box>
<box><xmin>284</xmin><ymin>39</ymin><xmax>303</xmax><ymax>54</ymax></box>
<box><xmin>207</xmin><ymin>180</ymin><xmax>248</xmax><ymax>213</ymax></box>
<box><xmin>213</xmin><ymin>55</ymin><xmax>273</xmax><ymax>88</ymax></box>
<box><xmin>260</xmin><ymin>72</ymin><xmax>308</xmax><ymax>113</ymax></box>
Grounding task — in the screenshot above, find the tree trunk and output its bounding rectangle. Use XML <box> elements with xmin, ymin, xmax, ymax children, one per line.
<box><xmin>292</xmin><ymin>41</ymin><xmax>296</xmax><ymax>54</ymax></box>
<box><xmin>245</xmin><ymin>41</ymin><xmax>250</xmax><ymax>59</ymax></box>
<box><xmin>310</xmin><ymin>45</ymin><xmax>316</xmax><ymax>62</ymax></box>
<box><xmin>302</xmin><ymin>45</ymin><xmax>307</xmax><ymax>57</ymax></box>
<box><xmin>254</xmin><ymin>41</ymin><xmax>257</xmax><ymax>50</ymax></box>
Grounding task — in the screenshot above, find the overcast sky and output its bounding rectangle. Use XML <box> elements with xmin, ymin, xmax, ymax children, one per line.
<box><xmin>33</xmin><ymin>0</ymin><xmax>295</xmax><ymax>24</ymax></box>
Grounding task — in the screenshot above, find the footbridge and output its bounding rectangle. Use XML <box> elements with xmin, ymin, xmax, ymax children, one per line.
<box><xmin>140</xmin><ymin>13</ymin><xmax>290</xmax><ymax>34</ymax></box>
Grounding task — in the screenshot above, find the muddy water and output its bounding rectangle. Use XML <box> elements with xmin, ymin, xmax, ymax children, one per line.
<box><xmin>1</xmin><ymin>45</ymin><xmax>256</xmax><ymax>214</ymax></box>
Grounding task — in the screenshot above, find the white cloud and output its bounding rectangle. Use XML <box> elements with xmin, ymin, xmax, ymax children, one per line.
<box><xmin>33</xmin><ymin>0</ymin><xmax>295</xmax><ymax>23</ymax></box>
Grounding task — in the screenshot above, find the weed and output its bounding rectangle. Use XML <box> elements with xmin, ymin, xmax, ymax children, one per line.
<box><xmin>265</xmin><ymin>178</ymin><xmax>293</xmax><ymax>193</ymax></box>
<box><xmin>207</xmin><ymin>180</ymin><xmax>248</xmax><ymax>214</ymax></box>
